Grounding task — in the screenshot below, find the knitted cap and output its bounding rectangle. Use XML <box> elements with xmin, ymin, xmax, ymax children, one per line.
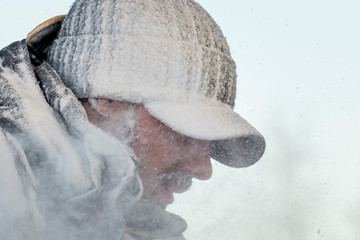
<box><xmin>47</xmin><ymin>0</ymin><xmax>265</xmax><ymax>167</ymax></box>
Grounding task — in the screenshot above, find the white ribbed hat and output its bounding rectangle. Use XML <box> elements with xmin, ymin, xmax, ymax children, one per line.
<box><xmin>47</xmin><ymin>0</ymin><xmax>265</xmax><ymax>167</ymax></box>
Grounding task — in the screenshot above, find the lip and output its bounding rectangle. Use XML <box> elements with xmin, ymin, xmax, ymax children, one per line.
<box><xmin>147</xmin><ymin>174</ymin><xmax>192</xmax><ymax>206</ymax></box>
<box><xmin>144</xmin><ymin>184</ymin><xmax>175</xmax><ymax>207</ymax></box>
<box><xmin>165</xmin><ymin>184</ymin><xmax>188</xmax><ymax>194</ymax></box>
<box><xmin>158</xmin><ymin>185</ymin><xmax>175</xmax><ymax>205</ymax></box>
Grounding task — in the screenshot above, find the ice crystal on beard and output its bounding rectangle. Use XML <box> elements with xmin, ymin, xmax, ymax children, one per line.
<box><xmin>157</xmin><ymin>170</ymin><xmax>192</xmax><ymax>191</ymax></box>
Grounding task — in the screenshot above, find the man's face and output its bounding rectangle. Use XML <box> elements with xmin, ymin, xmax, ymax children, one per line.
<box><xmin>82</xmin><ymin>99</ymin><xmax>212</xmax><ymax>208</ymax></box>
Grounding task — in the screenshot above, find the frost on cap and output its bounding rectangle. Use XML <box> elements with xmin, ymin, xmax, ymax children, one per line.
<box><xmin>47</xmin><ymin>0</ymin><xmax>236</xmax><ymax>107</ymax></box>
<box><xmin>47</xmin><ymin>0</ymin><xmax>265</xmax><ymax>167</ymax></box>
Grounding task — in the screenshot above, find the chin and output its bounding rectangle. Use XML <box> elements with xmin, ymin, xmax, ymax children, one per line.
<box><xmin>145</xmin><ymin>185</ymin><xmax>175</xmax><ymax>208</ymax></box>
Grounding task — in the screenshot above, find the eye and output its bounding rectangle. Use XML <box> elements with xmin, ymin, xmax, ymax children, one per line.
<box><xmin>182</xmin><ymin>137</ymin><xmax>192</xmax><ymax>146</ymax></box>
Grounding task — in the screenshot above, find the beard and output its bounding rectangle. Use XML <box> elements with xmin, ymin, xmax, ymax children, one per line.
<box><xmin>124</xmin><ymin>197</ymin><xmax>187</xmax><ymax>239</ymax></box>
<box><xmin>142</xmin><ymin>167</ymin><xmax>193</xmax><ymax>209</ymax></box>
<box><xmin>125</xmin><ymin>198</ymin><xmax>166</xmax><ymax>231</ymax></box>
<box><xmin>124</xmin><ymin>169</ymin><xmax>191</xmax><ymax>238</ymax></box>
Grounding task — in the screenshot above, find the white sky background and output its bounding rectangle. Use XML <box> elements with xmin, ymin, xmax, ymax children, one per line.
<box><xmin>1</xmin><ymin>0</ymin><xmax>360</xmax><ymax>239</ymax></box>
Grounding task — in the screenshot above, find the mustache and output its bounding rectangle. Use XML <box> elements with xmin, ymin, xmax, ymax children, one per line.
<box><xmin>156</xmin><ymin>170</ymin><xmax>193</xmax><ymax>191</ymax></box>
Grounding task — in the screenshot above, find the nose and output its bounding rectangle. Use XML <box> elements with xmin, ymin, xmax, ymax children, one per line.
<box><xmin>181</xmin><ymin>139</ymin><xmax>213</xmax><ymax>181</ymax></box>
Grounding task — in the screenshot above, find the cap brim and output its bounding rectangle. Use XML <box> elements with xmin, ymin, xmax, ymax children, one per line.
<box><xmin>144</xmin><ymin>99</ymin><xmax>265</xmax><ymax>168</ymax></box>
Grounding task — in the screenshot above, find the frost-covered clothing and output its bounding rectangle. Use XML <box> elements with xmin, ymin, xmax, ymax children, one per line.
<box><xmin>0</xmin><ymin>40</ymin><xmax>186</xmax><ymax>240</ymax></box>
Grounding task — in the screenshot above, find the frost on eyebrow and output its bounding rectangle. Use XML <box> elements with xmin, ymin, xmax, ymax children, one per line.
<box><xmin>83</xmin><ymin>98</ymin><xmax>139</xmax><ymax>146</ymax></box>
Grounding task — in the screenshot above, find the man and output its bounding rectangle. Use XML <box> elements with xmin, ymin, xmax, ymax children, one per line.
<box><xmin>0</xmin><ymin>0</ymin><xmax>265</xmax><ymax>239</ymax></box>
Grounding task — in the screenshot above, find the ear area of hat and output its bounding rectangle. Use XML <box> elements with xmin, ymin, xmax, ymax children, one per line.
<box><xmin>26</xmin><ymin>15</ymin><xmax>65</xmax><ymax>66</ymax></box>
